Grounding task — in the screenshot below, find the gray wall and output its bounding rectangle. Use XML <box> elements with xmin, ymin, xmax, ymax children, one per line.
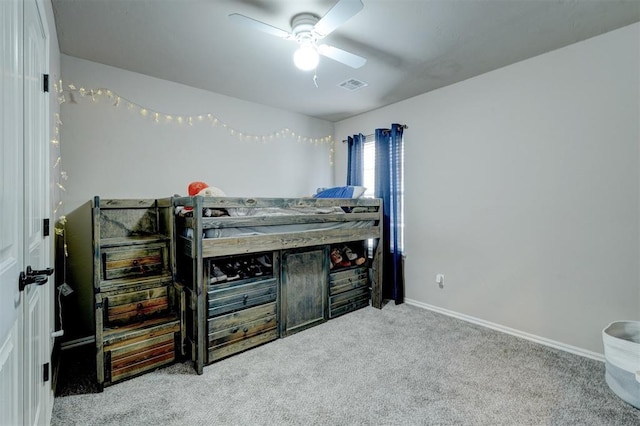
<box><xmin>334</xmin><ymin>23</ymin><xmax>639</xmax><ymax>355</ymax></box>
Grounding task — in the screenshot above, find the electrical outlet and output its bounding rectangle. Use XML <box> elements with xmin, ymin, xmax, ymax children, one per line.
<box><xmin>436</xmin><ymin>274</ymin><xmax>445</xmax><ymax>287</ymax></box>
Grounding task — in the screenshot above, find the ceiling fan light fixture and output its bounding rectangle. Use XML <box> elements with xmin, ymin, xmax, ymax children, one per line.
<box><xmin>229</xmin><ymin>0</ymin><xmax>366</xmax><ymax>71</ymax></box>
<box><xmin>293</xmin><ymin>43</ymin><xmax>319</xmax><ymax>71</ymax></box>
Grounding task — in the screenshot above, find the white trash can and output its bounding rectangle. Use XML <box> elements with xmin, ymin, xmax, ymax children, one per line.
<box><xmin>603</xmin><ymin>321</ymin><xmax>640</xmax><ymax>409</ymax></box>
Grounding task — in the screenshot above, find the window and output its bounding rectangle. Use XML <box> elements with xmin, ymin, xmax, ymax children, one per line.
<box><xmin>362</xmin><ymin>135</ymin><xmax>404</xmax><ymax>254</ymax></box>
<box><xmin>362</xmin><ymin>139</ymin><xmax>376</xmax><ymax>199</ymax></box>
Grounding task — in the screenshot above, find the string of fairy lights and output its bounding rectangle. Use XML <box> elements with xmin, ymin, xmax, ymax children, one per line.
<box><xmin>51</xmin><ymin>79</ymin><xmax>67</xmax><ymax>247</ymax></box>
<box><xmin>56</xmin><ymin>81</ymin><xmax>335</xmax><ymax>149</ymax></box>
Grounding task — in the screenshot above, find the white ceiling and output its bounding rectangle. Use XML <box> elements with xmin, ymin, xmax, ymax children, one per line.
<box><xmin>51</xmin><ymin>0</ymin><xmax>640</xmax><ymax>122</ymax></box>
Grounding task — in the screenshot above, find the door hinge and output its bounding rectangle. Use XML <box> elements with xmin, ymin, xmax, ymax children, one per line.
<box><xmin>43</xmin><ymin>74</ymin><xmax>49</xmax><ymax>93</ymax></box>
<box><xmin>43</xmin><ymin>218</ymin><xmax>50</xmax><ymax>237</ymax></box>
<box><xmin>43</xmin><ymin>362</ymin><xmax>50</xmax><ymax>382</ymax></box>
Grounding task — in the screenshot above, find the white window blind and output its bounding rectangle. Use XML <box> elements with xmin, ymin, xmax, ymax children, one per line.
<box><xmin>363</xmin><ymin>139</ymin><xmax>376</xmax><ymax>199</ymax></box>
<box><xmin>362</xmin><ymin>134</ymin><xmax>404</xmax><ymax>253</ymax></box>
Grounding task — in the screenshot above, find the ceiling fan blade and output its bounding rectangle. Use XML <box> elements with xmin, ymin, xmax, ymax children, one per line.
<box><xmin>228</xmin><ymin>13</ymin><xmax>293</xmax><ymax>39</ymax></box>
<box><xmin>318</xmin><ymin>44</ymin><xmax>367</xmax><ymax>69</ymax></box>
<box><xmin>313</xmin><ymin>0</ymin><xmax>364</xmax><ymax>37</ymax></box>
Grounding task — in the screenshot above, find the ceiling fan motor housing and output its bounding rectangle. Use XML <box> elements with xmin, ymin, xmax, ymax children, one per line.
<box><xmin>291</xmin><ymin>13</ymin><xmax>321</xmax><ymax>45</ymax></box>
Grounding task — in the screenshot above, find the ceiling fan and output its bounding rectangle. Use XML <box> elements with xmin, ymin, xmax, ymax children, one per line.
<box><xmin>229</xmin><ymin>0</ymin><xmax>367</xmax><ymax>71</ymax></box>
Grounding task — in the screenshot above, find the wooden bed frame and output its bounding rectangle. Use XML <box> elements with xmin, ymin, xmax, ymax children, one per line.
<box><xmin>172</xmin><ymin>196</ymin><xmax>383</xmax><ymax>374</ymax></box>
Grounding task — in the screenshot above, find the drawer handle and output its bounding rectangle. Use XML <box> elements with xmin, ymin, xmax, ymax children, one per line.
<box><xmin>243</xmin><ymin>327</ymin><xmax>249</xmax><ymax>333</ymax></box>
<box><xmin>132</xmin><ymin>259</ymin><xmax>146</xmax><ymax>274</ymax></box>
<box><xmin>242</xmin><ymin>294</ymin><xmax>248</xmax><ymax>304</ymax></box>
<box><xmin>137</xmin><ymin>303</ymin><xmax>143</xmax><ymax>310</ymax></box>
<box><xmin>231</xmin><ymin>327</ymin><xmax>239</xmax><ymax>334</ymax></box>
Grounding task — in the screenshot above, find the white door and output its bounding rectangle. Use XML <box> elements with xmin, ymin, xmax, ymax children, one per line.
<box><xmin>23</xmin><ymin>0</ymin><xmax>51</xmax><ymax>424</ymax></box>
<box><xmin>0</xmin><ymin>0</ymin><xmax>51</xmax><ymax>424</ymax></box>
<box><xmin>0</xmin><ymin>0</ymin><xmax>25</xmax><ymax>423</ymax></box>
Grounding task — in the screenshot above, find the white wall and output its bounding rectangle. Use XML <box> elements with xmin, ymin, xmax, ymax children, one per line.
<box><xmin>60</xmin><ymin>55</ymin><xmax>335</xmax><ymax>212</ymax></box>
<box><xmin>334</xmin><ymin>23</ymin><xmax>639</xmax><ymax>355</ymax></box>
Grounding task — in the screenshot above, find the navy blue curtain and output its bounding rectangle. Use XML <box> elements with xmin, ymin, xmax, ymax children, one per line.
<box><xmin>346</xmin><ymin>133</ymin><xmax>365</xmax><ymax>186</ymax></box>
<box><xmin>375</xmin><ymin>124</ymin><xmax>404</xmax><ymax>304</ymax></box>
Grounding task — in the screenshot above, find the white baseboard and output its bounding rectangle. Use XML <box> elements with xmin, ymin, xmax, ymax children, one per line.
<box><xmin>405</xmin><ymin>298</ymin><xmax>604</xmax><ymax>362</ymax></box>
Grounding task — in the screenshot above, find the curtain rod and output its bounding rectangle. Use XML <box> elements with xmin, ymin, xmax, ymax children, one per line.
<box><xmin>341</xmin><ymin>124</ymin><xmax>408</xmax><ymax>143</ymax></box>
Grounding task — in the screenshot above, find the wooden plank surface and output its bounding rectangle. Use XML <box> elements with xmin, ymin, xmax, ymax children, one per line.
<box><xmin>190</xmin><ymin>212</ymin><xmax>380</xmax><ymax>230</ymax></box>
<box><xmin>103</xmin><ymin>317</ymin><xmax>180</xmax><ymax>347</ymax></box>
<box><xmin>100</xmin><ymin>236</ymin><xmax>169</xmax><ymax>248</ymax></box>
<box><xmin>98</xmin><ymin>273</ymin><xmax>173</xmax><ymax>294</ymax></box>
<box><xmin>208</xmin><ymin>329</ymin><xmax>278</xmax><ymax>363</ymax></box>
<box><xmin>100</xmin><ymin>199</ymin><xmax>157</xmax><ymax>209</ymax></box>
<box><xmin>202</xmin><ymin>227</ymin><xmax>380</xmax><ymax>258</ymax></box>
<box><xmin>207</xmin><ymin>302</ymin><xmax>277</xmax><ymax>334</ymax></box>
<box><xmin>106</xmin><ymin>287</ymin><xmax>169</xmax><ymax>324</ymax></box>
<box><xmin>174</xmin><ymin>196</ymin><xmax>381</xmax><ymax>209</ymax></box>
<box><xmin>208</xmin><ymin>313</ymin><xmax>277</xmax><ymax>348</ymax></box>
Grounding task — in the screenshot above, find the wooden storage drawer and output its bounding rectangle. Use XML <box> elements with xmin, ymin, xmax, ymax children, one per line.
<box><xmin>102</xmin><ymin>242</ymin><xmax>167</xmax><ymax>280</ymax></box>
<box><xmin>207</xmin><ymin>302</ymin><xmax>278</xmax><ymax>362</ymax></box>
<box><xmin>330</xmin><ymin>266</ymin><xmax>367</xmax><ymax>282</ymax></box>
<box><xmin>207</xmin><ymin>278</ymin><xmax>277</xmax><ymax>318</ymax></box>
<box><xmin>104</xmin><ymin>285</ymin><xmax>170</xmax><ymax>324</ymax></box>
<box><xmin>103</xmin><ymin>319</ymin><xmax>179</xmax><ymax>384</ymax></box>
<box><xmin>329</xmin><ymin>267</ymin><xmax>368</xmax><ymax>296</ymax></box>
<box><xmin>329</xmin><ymin>286</ymin><xmax>370</xmax><ymax>319</ymax></box>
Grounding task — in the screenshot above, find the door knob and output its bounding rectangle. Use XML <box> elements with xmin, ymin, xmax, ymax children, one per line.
<box><xmin>26</xmin><ymin>266</ymin><xmax>54</xmax><ymax>276</ymax></box>
<box><xmin>19</xmin><ymin>265</ymin><xmax>54</xmax><ymax>292</ymax></box>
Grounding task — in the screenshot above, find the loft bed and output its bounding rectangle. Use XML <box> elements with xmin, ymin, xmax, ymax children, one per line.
<box><xmin>172</xmin><ymin>195</ymin><xmax>383</xmax><ymax>374</ymax></box>
<box><xmin>174</xmin><ymin>196</ymin><xmax>382</xmax><ymax>256</ymax></box>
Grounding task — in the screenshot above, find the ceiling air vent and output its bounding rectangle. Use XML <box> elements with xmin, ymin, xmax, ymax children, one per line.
<box><xmin>338</xmin><ymin>78</ymin><xmax>368</xmax><ymax>91</ymax></box>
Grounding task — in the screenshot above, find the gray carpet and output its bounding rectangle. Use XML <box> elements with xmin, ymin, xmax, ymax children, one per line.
<box><xmin>52</xmin><ymin>303</ymin><xmax>639</xmax><ymax>425</ymax></box>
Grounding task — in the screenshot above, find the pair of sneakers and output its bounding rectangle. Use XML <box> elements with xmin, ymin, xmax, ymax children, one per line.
<box><xmin>256</xmin><ymin>255</ymin><xmax>272</xmax><ymax>268</ymax></box>
<box><xmin>210</xmin><ymin>255</ymin><xmax>273</xmax><ymax>284</ymax></box>
<box><xmin>210</xmin><ymin>263</ymin><xmax>227</xmax><ymax>283</ymax></box>
<box><xmin>342</xmin><ymin>246</ymin><xmax>358</xmax><ymax>261</ymax></box>
<box><xmin>210</xmin><ymin>262</ymin><xmax>243</xmax><ymax>283</ymax></box>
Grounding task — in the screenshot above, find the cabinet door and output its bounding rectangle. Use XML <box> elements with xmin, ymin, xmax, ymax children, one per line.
<box><xmin>280</xmin><ymin>248</ymin><xmax>327</xmax><ymax>336</ymax></box>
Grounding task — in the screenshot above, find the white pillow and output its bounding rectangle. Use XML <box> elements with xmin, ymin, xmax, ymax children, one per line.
<box><xmin>196</xmin><ymin>186</ymin><xmax>226</xmax><ymax>197</ymax></box>
<box><xmin>351</xmin><ymin>186</ymin><xmax>366</xmax><ymax>198</ymax></box>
